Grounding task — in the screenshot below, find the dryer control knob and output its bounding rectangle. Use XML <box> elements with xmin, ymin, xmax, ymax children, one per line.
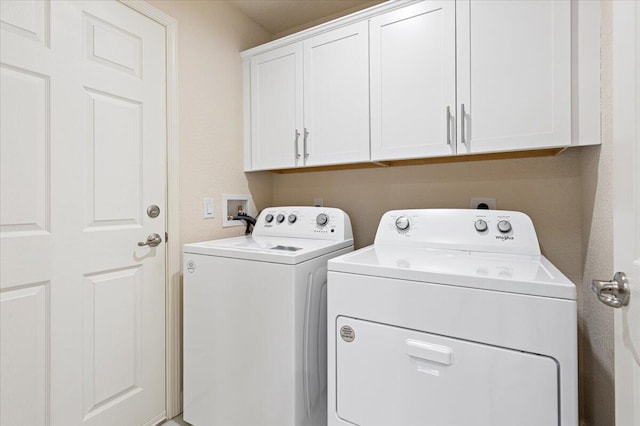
<box><xmin>395</xmin><ymin>216</ymin><xmax>410</xmax><ymax>231</ymax></box>
<box><xmin>316</xmin><ymin>213</ymin><xmax>329</xmax><ymax>227</ymax></box>
<box><xmin>288</xmin><ymin>214</ymin><xmax>297</xmax><ymax>224</ymax></box>
<box><xmin>265</xmin><ymin>214</ymin><xmax>274</xmax><ymax>223</ymax></box>
<box><xmin>497</xmin><ymin>220</ymin><xmax>512</xmax><ymax>233</ymax></box>
<box><xmin>276</xmin><ymin>214</ymin><xmax>285</xmax><ymax>223</ymax></box>
<box><xmin>474</xmin><ymin>219</ymin><xmax>488</xmax><ymax>232</ymax></box>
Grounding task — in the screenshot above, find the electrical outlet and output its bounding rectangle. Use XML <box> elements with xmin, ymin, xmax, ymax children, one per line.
<box><xmin>313</xmin><ymin>198</ymin><xmax>324</xmax><ymax>207</ymax></box>
<box><xmin>470</xmin><ymin>198</ymin><xmax>496</xmax><ymax>210</ymax></box>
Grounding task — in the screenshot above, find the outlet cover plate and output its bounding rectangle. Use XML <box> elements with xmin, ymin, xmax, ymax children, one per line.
<box><xmin>470</xmin><ymin>198</ymin><xmax>497</xmax><ymax>210</ymax></box>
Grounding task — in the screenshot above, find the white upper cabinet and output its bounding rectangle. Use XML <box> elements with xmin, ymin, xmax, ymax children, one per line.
<box><xmin>248</xmin><ymin>22</ymin><xmax>368</xmax><ymax>171</ymax></box>
<box><xmin>456</xmin><ymin>0</ymin><xmax>571</xmax><ymax>154</ymax></box>
<box><xmin>370</xmin><ymin>1</ymin><xmax>456</xmax><ymax>161</ymax></box>
<box><xmin>303</xmin><ymin>21</ymin><xmax>370</xmax><ymax>166</ymax></box>
<box><xmin>242</xmin><ymin>0</ymin><xmax>598</xmax><ymax>171</ymax></box>
<box><xmin>250</xmin><ymin>44</ymin><xmax>303</xmax><ymax>170</ymax></box>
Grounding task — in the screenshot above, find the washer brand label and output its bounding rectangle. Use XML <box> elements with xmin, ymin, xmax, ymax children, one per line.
<box><xmin>340</xmin><ymin>325</ymin><xmax>355</xmax><ymax>342</ymax></box>
<box><xmin>495</xmin><ymin>235</ymin><xmax>514</xmax><ymax>241</ymax></box>
<box><xmin>186</xmin><ymin>260</ymin><xmax>196</xmax><ymax>273</ymax></box>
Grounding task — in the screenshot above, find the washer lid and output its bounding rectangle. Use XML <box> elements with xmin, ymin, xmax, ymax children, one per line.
<box><xmin>184</xmin><ymin>235</ymin><xmax>353</xmax><ymax>264</ymax></box>
<box><xmin>328</xmin><ymin>245</ymin><xmax>576</xmax><ymax>300</ymax></box>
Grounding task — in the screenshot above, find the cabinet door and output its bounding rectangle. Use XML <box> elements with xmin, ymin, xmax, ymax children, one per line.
<box><xmin>303</xmin><ymin>21</ymin><xmax>370</xmax><ymax>166</ymax></box>
<box><xmin>370</xmin><ymin>1</ymin><xmax>456</xmax><ymax>161</ymax></box>
<box><xmin>250</xmin><ymin>44</ymin><xmax>303</xmax><ymax>170</ymax></box>
<box><xmin>457</xmin><ymin>0</ymin><xmax>571</xmax><ymax>154</ymax></box>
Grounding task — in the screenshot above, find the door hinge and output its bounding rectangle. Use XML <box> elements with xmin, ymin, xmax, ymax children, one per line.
<box><xmin>165</xmin><ymin>232</ymin><xmax>168</xmax><ymax>243</ymax></box>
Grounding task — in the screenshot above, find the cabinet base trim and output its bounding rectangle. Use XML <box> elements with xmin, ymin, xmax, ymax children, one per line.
<box><xmin>265</xmin><ymin>147</ymin><xmax>568</xmax><ymax>174</ymax></box>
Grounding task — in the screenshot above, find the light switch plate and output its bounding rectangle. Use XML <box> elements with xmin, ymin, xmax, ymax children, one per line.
<box><xmin>203</xmin><ymin>198</ymin><xmax>215</xmax><ymax>219</ymax></box>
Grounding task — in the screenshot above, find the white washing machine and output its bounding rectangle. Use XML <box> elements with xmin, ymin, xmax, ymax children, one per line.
<box><xmin>327</xmin><ymin>209</ymin><xmax>578</xmax><ymax>426</ymax></box>
<box><xmin>183</xmin><ymin>206</ymin><xmax>353</xmax><ymax>426</ymax></box>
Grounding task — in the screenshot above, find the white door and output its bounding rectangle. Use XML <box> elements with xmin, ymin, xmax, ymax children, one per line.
<box><xmin>250</xmin><ymin>43</ymin><xmax>303</xmax><ymax>171</ymax></box>
<box><xmin>612</xmin><ymin>1</ymin><xmax>640</xmax><ymax>424</ymax></box>
<box><xmin>0</xmin><ymin>1</ymin><xmax>167</xmax><ymax>425</ymax></box>
<box><xmin>456</xmin><ymin>0</ymin><xmax>571</xmax><ymax>154</ymax></box>
<box><xmin>303</xmin><ymin>21</ymin><xmax>369</xmax><ymax>166</ymax></box>
<box><xmin>370</xmin><ymin>0</ymin><xmax>456</xmax><ymax>161</ymax></box>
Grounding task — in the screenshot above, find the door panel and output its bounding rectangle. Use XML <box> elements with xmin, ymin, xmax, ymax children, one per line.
<box><xmin>0</xmin><ymin>282</ymin><xmax>49</xmax><ymax>426</ymax></box>
<box><xmin>0</xmin><ymin>63</ymin><xmax>49</xmax><ymax>235</ymax></box>
<box><xmin>84</xmin><ymin>88</ymin><xmax>143</xmax><ymax>228</ymax></box>
<box><xmin>370</xmin><ymin>1</ymin><xmax>455</xmax><ymax>161</ymax></box>
<box><xmin>457</xmin><ymin>0</ymin><xmax>571</xmax><ymax>153</ymax></box>
<box><xmin>0</xmin><ymin>1</ymin><xmax>166</xmax><ymax>425</ymax></box>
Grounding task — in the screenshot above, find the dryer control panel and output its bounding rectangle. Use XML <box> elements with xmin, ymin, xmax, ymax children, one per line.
<box><xmin>375</xmin><ymin>209</ymin><xmax>541</xmax><ymax>256</ymax></box>
<box><xmin>254</xmin><ymin>206</ymin><xmax>353</xmax><ymax>241</ymax></box>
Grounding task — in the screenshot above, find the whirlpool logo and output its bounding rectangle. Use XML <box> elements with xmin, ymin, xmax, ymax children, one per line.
<box><xmin>495</xmin><ymin>235</ymin><xmax>514</xmax><ymax>241</ymax></box>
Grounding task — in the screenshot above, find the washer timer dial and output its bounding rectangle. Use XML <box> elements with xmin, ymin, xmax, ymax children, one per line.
<box><xmin>316</xmin><ymin>213</ymin><xmax>329</xmax><ymax>227</ymax></box>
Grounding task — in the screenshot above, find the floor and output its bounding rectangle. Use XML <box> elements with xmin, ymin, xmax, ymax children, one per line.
<box><xmin>161</xmin><ymin>415</ymin><xmax>191</xmax><ymax>426</ymax></box>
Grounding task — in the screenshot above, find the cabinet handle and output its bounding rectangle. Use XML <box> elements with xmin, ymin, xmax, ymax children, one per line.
<box><xmin>294</xmin><ymin>129</ymin><xmax>301</xmax><ymax>159</ymax></box>
<box><xmin>460</xmin><ymin>104</ymin><xmax>466</xmax><ymax>144</ymax></box>
<box><xmin>303</xmin><ymin>128</ymin><xmax>309</xmax><ymax>158</ymax></box>
<box><xmin>446</xmin><ymin>106</ymin><xmax>451</xmax><ymax>145</ymax></box>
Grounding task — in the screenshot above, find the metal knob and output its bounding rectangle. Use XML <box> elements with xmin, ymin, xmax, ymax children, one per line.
<box><xmin>276</xmin><ymin>214</ymin><xmax>285</xmax><ymax>223</ymax></box>
<box><xmin>138</xmin><ymin>233</ymin><xmax>162</xmax><ymax>247</ymax></box>
<box><xmin>395</xmin><ymin>216</ymin><xmax>410</xmax><ymax>231</ymax></box>
<box><xmin>474</xmin><ymin>219</ymin><xmax>488</xmax><ymax>232</ymax></box>
<box><xmin>265</xmin><ymin>214</ymin><xmax>274</xmax><ymax>223</ymax></box>
<box><xmin>592</xmin><ymin>272</ymin><xmax>630</xmax><ymax>308</ymax></box>
<box><xmin>497</xmin><ymin>220</ymin><xmax>512</xmax><ymax>233</ymax></box>
<box><xmin>316</xmin><ymin>213</ymin><xmax>328</xmax><ymax>227</ymax></box>
<box><xmin>288</xmin><ymin>214</ymin><xmax>297</xmax><ymax>224</ymax></box>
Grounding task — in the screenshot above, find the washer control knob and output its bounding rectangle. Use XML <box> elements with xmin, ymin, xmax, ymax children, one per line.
<box><xmin>497</xmin><ymin>220</ymin><xmax>512</xmax><ymax>233</ymax></box>
<box><xmin>265</xmin><ymin>214</ymin><xmax>274</xmax><ymax>223</ymax></box>
<box><xmin>276</xmin><ymin>214</ymin><xmax>285</xmax><ymax>223</ymax></box>
<box><xmin>288</xmin><ymin>214</ymin><xmax>297</xmax><ymax>224</ymax></box>
<box><xmin>395</xmin><ymin>216</ymin><xmax>410</xmax><ymax>231</ymax></box>
<box><xmin>474</xmin><ymin>219</ymin><xmax>488</xmax><ymax>232</ymax></box>
<box><xmin>316</xmin><ymin>213</ymin><xmax>329</xmax><ymax>227</ymax></box>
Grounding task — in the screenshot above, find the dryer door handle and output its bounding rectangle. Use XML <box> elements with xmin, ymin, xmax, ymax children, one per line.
<box><xmin>406</xmin><ymin>339</ymin><xmax>453</xmax><ymax>365</ymax></box>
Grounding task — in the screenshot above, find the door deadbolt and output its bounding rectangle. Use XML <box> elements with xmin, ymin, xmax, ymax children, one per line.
<box><xmin>147</xmin><ymin>205</ymin><xmax>160</xmax><ymax>218</ymax></box>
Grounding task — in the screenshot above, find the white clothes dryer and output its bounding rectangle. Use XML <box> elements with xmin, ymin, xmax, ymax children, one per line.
<box><xmin>327</xmin><ymin>209</ymin><xmax>578</xmax><ymax>426</ymax></box>
<box><xmin>183</xmin><ymin>207</ymin><xmax>353</xmax><ymax>426</ymax></box>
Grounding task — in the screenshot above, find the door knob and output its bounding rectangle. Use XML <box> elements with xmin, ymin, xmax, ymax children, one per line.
<box><xmin>138</xmin><ymin>233</ymin><xmax>162</xmax><ymax>247</ymax></box>
<box><xmin>592</xmin><ymin>272</ymin><xmax>630</xmax><ymax>308</ymax></box>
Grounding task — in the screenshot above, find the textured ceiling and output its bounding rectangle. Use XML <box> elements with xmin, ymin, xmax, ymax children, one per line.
<box><xmin>229</xmin><ymin>0</ymin><xmax>383</xmax><ymax>36</ymax></box>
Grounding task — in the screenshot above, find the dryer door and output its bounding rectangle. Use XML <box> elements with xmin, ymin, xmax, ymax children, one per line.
<box><xmin>335</xmin><ymin>317</ymin><xmax>559</xmax><ymax>426</ymax></box>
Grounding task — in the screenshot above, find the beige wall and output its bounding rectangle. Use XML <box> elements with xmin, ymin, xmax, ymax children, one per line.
<box><xmin>148</xmin><ymin>0</ymin><xmax>274</xmax><ymax>249</ymax></box>
<box><xmin>273</xmin><ymin>151</ymin><xmax>584</xmax><ymax>284</ymax></box>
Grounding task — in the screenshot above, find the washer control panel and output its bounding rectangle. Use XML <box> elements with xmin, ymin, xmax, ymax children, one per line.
<box><xmin>253</xmin><ymin>206</ymin><xmax>353</xmax><ymax>241</ymax></box>
<box><xmin>375</xmin><ymin>209</ymin><xmax>540</xmax><ymax>256</ymax></box>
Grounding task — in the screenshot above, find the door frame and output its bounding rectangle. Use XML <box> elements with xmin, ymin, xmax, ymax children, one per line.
<box><xmin>612</xmin><ymin>0</ymin><xmax>639</xmax><ymax>424</ymax></box>
<box><xmin>118</xmin><ymin>0</ymin><xmax>181</xmax><ymax>419</ymax></box>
